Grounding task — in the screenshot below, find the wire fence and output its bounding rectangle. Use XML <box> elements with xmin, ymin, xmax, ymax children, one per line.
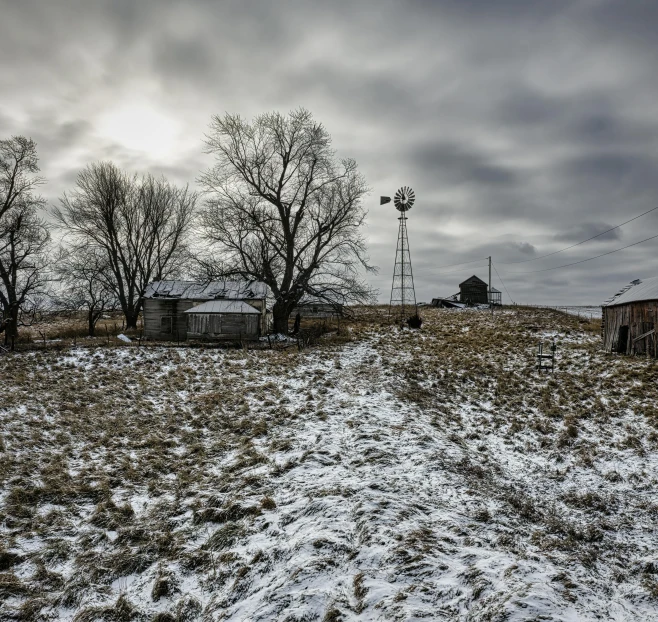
<box><xmin>511</xmin><ymin>303</ymin><xmax>602</xmax><ymax>321</ymax></box>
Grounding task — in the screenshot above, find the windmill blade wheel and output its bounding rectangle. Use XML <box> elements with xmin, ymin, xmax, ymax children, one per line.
<box><xmin>394</xmin><ymin>186</ymin><xmax>415</xmax><ymax>212</ymax></box>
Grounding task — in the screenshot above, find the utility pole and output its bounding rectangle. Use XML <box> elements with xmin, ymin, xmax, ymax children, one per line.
<box><xmin>489</xmin><ymin>256</ymin><xmax>493</xmax><ymax>315</ymax></box>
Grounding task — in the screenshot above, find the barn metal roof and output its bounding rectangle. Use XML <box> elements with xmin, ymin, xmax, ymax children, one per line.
<box><xmin>143</xmin><ymin>280</ymin><xmax>267</xmax><ymax>300</ymax></box>
<box><xmin>603</xmin><ymin>277</ymin><xmax>658</xmax><ymax>307</ymax></box>
<box><xmin>184</xmin><ymin>300</ymin><xmax>261</xmax><ymax>314</ymax></box>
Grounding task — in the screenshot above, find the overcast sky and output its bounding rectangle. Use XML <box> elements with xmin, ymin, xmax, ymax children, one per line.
<box><xmin>2</xmin><ymin>0</ymin><xmax>658</xmax><ymax>305</ymax></box>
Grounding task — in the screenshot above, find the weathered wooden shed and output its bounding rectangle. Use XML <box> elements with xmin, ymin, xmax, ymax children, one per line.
<box><xmin>602</xmin><ymin>277</ymin><xmax>658</xmax><ymax>357</ymax></box>
<box><xmin>291</xmin><ymin>301</ymin><xmax>344</xmax><ymax>319</ymax></box>
<box><xmin>142</xmin><ymin>280</ymin><xmax>268</xmax><ymax>341</ymax></box>
<box><xmin>185</xmin><ymin>300</ymin><xmax>261</xmax><ymax>340</ymax></box>
<box><xmin>459</xmin><ymin>275</ymin><xmax>488</xmax><ymax>305</ymax></box>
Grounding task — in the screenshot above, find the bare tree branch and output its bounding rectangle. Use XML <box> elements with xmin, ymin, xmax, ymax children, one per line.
<box><xmin>199</xmin><ymin>108</ymin><xmax>376</xmax><ymax>333</ymax></box>
<box><xmin>0</xmin><ymin>136</ymin><xmax>50</xmax><ymax>347</ymax></box>
<box><xmin>54</xmin><ymin>163</ymin><xmax>198</xmax><ymax>328</ymax></box>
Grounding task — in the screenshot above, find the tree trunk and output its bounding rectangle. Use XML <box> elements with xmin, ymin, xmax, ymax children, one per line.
<box><xmin>5</xmin><ymin>307</ymin><xmax>18</xmax><ymax>349</ymax></box>
<box><xmin>125</xmin><ymin>311</ymin><xmax>139</xmax><ymax>330</ymax></box>
<box><xmin>88</xmin><ymin>309</ymin><xmax>96</xmax><ymax>337</ymax></box>
<box><xmin>272</xmin><ymin>300</ymin><xmax>292</xmax><ymax>335</ymax></box>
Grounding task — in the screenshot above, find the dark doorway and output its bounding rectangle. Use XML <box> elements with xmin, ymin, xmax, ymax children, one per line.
<box><xmin>615</xmin><ymin>325</ymin><xmax>629</xmax><ymax>353</ymax></box>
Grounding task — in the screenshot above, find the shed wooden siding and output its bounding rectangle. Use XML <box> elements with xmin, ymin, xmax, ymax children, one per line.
<box><xmin>602</xmin><ymin>301</ymin><xmax>657</xmax><ymax>356</ymax></box>
<box><xmin>187</xmin><ymin>313</ymin><xmax>259</xmax><ymax>340</ymax></box>
<box><xmin>143</xmin><ymin>299</ymin><xmax>195</xmax><ymax>340</ymax></box>
<box><xmin>292</xmin><ymin>303</ymin><xmax>342</xmax><ymax>319</ymax></box>
<box><xmin>246</xmin><ymin>299</ymin><xmax>268</xmax><ymax>333</ymax></box>
<box><xmin>459</xmin><ymin>277</ymin><xmax>488</xmax><ymax>305</ymax></box>
<box><xmin>144</xmin><ymin>298</ymin><xmax>267</xmax><ymax>341</ymax></box>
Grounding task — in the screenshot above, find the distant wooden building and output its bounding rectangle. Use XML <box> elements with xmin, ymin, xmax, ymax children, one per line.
<box><xmin>142</xmin><ymin>280</ymin><xmax>267</xmax><ymax>341</ymax></box>
<box><xmin>291</xmin><ymin>301</ymin><xmax>344</xmax><ymax>320</ymax></box>
<box><xmin>434</xmin><ymin>278</ymin><xmax>501</xmax><ymax>308</ymax></box>
<box><xmin>184</xmin><ymin>300</ymin><xmax>262</xmax><ymax>340</ymax></box>
<box><xmin>459</xmin><ymin>275</ymin><xmax>488</xmax><ymax>305</ymax></box>
<box><xmin>602</xmin><ymin>277</ymin><xmax>658</xmax><ymax>357</ymax></box>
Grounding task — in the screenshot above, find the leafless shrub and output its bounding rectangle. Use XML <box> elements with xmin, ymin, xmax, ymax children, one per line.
<box><xmin>72</xmin><ymin>594</ymin><xmax>138</xmax><ymax>622</ymax></box>
<box><xmin>203</xmin><ymin>522</ymin><xmax>246</xmax><ymax>551</ymax></box>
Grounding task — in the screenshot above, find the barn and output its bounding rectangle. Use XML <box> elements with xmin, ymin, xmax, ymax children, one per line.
<box><xmin>459</xmin><ymin>275</ymin><xmax>488</xmax><ymax>305</ymax></box>
<box><xmin>142</xmin><ymin>280</ymin><xmax>268</xmax><ymax>341</ymax></box>
<box><xmin>185</xmin><ymin>300</ymin><xmax>261</xmax><ymax>341</ymax></box>
<box><xmin>291</xmin><ymin>301</ymin><xmax>344</xmax><ymax>319</ymax></box>
<box><xmin>602</xmin><ymin>277</ymin><xmax>658</xmax><ymax>357</ymax></box>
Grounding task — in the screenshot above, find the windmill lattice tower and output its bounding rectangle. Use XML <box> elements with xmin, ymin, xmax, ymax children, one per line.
<box><xmin>382</xmin><ymin>187</ymin><xmax>417</xmax><ymax>319</ymax></box>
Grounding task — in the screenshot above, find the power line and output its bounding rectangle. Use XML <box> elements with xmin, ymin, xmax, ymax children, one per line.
<box><xmin>492</xmin><ymin>261</ymin><xmax>514</xmax><ymax>303</ymax></box>
<box><xmin>499</xmin><ymin>205</ymin><xmax>658</xmax><ymax>264</ymax></box>
<box><xmin>427</xmin><ymin>263</ymin><xmax>489</xmax><ymax>276</ymax></box>
<box><xmin>429</xmin><ymin>257</ymin><xmax>489</xmax><ymax>270</ymax></box>
<box><xmin>503</xmin><ymin>232</ymin><xmax>658</xmax><ymax>274</ymax></box>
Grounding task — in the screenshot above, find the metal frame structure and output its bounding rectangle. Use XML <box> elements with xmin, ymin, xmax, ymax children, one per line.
<box><xmin>537</xmin><ymin>341</ymin><xmax>557</xmax><ymax>372</ymax></box>
<box><xmin>383</xmin><ymin>187</ymin><xmax>417</xmax><ymax>319</ymax></box>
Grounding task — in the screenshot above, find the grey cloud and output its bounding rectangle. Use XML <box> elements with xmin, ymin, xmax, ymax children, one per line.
<box><xmin>553</xmin><ymin>223</ymin><xmax>622</xmax><ymax>243</ymax></box>
<box><xmin>515</xmin><ymin>242</ymin><xmax>536</xmax><ymax>256</ymax></box>
<box><xmin>152</xmin><ymin>37</ymin><xmax>216</xmax><ymax>81</ymax></box>
<box><xmin>411</xmin><ymin>142</ymin><xmax>519</xmax><ymax>187</ymax></box>
<box><xmin>3</xmin><ymin>0</ymin><xmax>658</xmax><ymax>304</ymax></box>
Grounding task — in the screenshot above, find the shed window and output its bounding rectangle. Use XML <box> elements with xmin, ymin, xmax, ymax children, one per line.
<box><xmin>160</xmin><ymin>316</ymin><xmax>173</xmax><ymax>334</ymax></box>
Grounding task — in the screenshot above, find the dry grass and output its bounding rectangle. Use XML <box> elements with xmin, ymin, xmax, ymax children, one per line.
<box><xmin>1</xmin><ymin>305</ymin><xmax>657</xmax><ymax>619</ymax></box>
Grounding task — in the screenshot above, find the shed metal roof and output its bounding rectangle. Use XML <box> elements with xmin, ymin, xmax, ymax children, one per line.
<box><xmin>184</xmin><ymin>300</ymin><xmax>261</xmax><ymax>314</ymax></box>
<box><xmin>603</xmin><ymin>277</ymin><xmax>658</xmax><ymax>307</ymax></box>
<box><xmin>144</xmin><ymin>280</ymin><xmax>267</xmax><ymax>300</ymax></box>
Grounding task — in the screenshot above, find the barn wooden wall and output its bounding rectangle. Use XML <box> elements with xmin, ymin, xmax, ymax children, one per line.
<box><xmin>459</xmin><ymin>283</ymin><xmax>488</xmax><ymax>305</ymax></box>
<box><xmin>246</xmin><ymin>299</ymin><xmax>267</xmax><ymax>333</ymax></box>
<box><xmin>292</xmin><ymin>304</ymin><xmax>341</xmax><ymax>319</ymax></box>
<box><xmin>187</xmin><ymin>313</ymin><xmax>259</xmax><ymax>340</ymax></box>
<box><xmin>143</xmin><ymin>299</ymin><xmax>194</xmax><ymax>340</ymax></box>
<box><xmin>144</xmin><ymin>298</ymin><xmax>266</xmax><ymax>340</ymax></box>
<box><xmin>602</xmin><ymin>301</ymin><xmax>657</xmax><ymax>357</ymax></box>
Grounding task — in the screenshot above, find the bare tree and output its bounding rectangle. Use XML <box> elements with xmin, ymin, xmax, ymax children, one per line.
<box><xmin>0</xmin><ymin>136</ymin><xmax>50</xmax><ymax>347</ymax></box>
<box><xmin>55</xmin><ymin>163</ymin><xmax>198</xmax><ymax>328</ymax></box>
<box><xmin>199</xmin><ymin>109</ymin><xmax>376</xmax><ymax>333</ymax></box>
<box><xmin>55</xmin><ymin>245</ymin><xmax>116</xmax><ymax>336</ymax></box>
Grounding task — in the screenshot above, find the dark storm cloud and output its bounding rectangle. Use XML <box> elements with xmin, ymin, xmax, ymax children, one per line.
<box><xmin>514</xmin><ymin>242</ymin><xmax>536</xmax><ymax>256</ymax></box>
<box><xmin>554</xmin><ymin>223</ymin><xmax>622</xmax><ymax>244</ymax></box>
<box><xmin>411</xmin><ymin>142</ymin><xmax>519</xmax><ymax>187</ymax></box>
<box><xmin>3</xmin><ymin>0</ymin><xmax>658</xmax><ymax>304</ymax></box>
<box><xmin>152</xmin><ymin>37</ymin><xmax>216</xmax><ymax>80</ymax></box>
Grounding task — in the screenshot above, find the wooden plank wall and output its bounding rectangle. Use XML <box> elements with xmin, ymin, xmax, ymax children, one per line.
<box><xmin>187</xmin><ymin>313</ymin><xmax>259</xmax><ymax>340</ymax></box>
<box><xmin>459</xmin><ymin>284</ymin><xmax>488</xmax><ymax>305</ymax></box>
<box><xmin>143</xmin><ymin>299</ymin><xmax>194</xmax><ymax>340</ymax></box>
<box><xmin>602</xmin><ymin>301</ymin><xmax>657</xmax><ymax>357</ymax></box>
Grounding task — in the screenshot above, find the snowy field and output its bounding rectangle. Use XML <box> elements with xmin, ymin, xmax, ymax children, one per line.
<box><xmin>520</xmin><ymin>306</ymin><xmax>602</xmax><ymax>320</ymax></box>
<box><xmin>1</xmin><ymin>307</ymin><xmax>658</xmax><ymax>621</ymax></box>
<box><xmin>559</xmin><ymin>307</ymin><xmax>602</xmax><ymax>320</ymax></box>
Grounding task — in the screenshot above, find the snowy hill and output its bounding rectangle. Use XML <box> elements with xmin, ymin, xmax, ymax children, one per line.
<box><xmin>1</xmin><ymin>308</ymin><xmax>657</xmax><ymax>620</ymax></box>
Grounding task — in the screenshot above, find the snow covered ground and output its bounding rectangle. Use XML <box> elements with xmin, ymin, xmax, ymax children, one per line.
<box><xmin>559</xmin><ymin>306</ymin><xmax>602</xmax><ymax>320</ymax></box>
<box><xmin>1</xmin><ymin>307</ymin><xmax>658</xmax><ymax>620</ymax></box>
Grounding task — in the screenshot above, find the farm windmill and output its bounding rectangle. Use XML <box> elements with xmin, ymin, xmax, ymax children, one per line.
<box><xmin>381</xmin><ymin>187</ymin><xmax>417</xmax><ymax>320</ymax></box>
